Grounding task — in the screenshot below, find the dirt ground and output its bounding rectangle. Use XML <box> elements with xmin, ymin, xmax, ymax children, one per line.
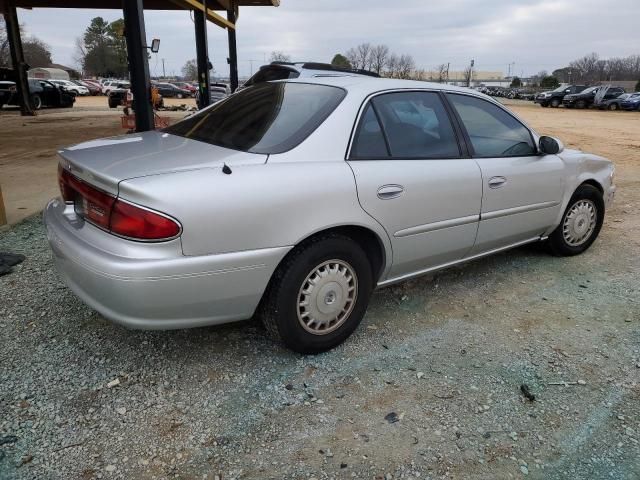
<box><xmin>0</xmin><ymin>97</ymin><xmax>196</xmax><ymax>226</ymax></box>
<box><xmin>0</xmin><ymin>99</ymin><xmax>639</xmax><ymax>480</ymax></box>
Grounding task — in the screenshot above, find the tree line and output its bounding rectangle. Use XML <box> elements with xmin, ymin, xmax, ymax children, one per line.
<box><xmin>552</xmin><ymin>53</ymin><xmax>640</xmax><ymax>85</ymax></box>
<box><xmin>0</xmin><ymin>17</ymin><xmax>53</xmax><ymax>69</ymax></box>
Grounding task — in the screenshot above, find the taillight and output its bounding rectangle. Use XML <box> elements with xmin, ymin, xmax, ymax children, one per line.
<box><xmin>111</xmin><ymin>200</ymin><xmax>181</xmax><ymax>240</ymax></box>
<box><xmin>57</xmin><ymin>164</ymin><xmax>181</xmax><ymax>241</ymax></box>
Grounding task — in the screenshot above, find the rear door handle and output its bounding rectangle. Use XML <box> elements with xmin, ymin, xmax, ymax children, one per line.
<box><xmin>488</xmin><ymin>176</ymin><xmax>507</xmax><ymax>189</ymax></box>
<box><xmin>377</xmin><ymin>184</ymin><xmax>404</xmax><ymax>200</ymax></box>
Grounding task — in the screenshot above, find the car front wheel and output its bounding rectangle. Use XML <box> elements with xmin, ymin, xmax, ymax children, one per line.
<box><xmin>259</xmin><ymin>234</ymin><xmax>373</xmax><ymax>354</ymax></box>
<box><xmin>550</xmin><ymin>98</ymin><xmax>560</xmax><ymax>108</ymax></box>
<box><xmin>547</xmin><ymin>184</ymin><xmax>604</xmax><ymax>256</ymax></box>
<box><xmin>609</xmin><ymin>103</ymin><xmax>618</xmax><ymax>111</ymax></box>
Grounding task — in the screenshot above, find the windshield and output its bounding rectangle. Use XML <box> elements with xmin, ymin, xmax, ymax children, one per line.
<box><xmin>581</xmin><ymin>87</ymin><xmax>598</xmax><ymax>94</ymax></box>
<box><xmin>164</xmin><ymin>82</ymin><xmax>346</xmax><ymax>154</ymax></box>
<box><xmin>551</xmin><ymin>86</ymin><xmax>568</xmax><ymax>93</ymax></box>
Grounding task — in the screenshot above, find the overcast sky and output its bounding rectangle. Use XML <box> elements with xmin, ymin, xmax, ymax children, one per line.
<box><xmin>15</xmin><ymin>0</ymin><xmax>640</xmax><ymax>79</ymax></box>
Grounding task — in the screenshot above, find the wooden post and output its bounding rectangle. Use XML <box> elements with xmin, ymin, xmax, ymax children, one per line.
<box><xmin>0</xmin><ymin>185</ymin><xmax>7</xmax><ymax>226</ymax></box>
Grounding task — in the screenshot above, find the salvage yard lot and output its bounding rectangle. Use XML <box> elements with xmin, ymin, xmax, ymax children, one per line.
<box><xmin>1</xmin><ymin>101</ymin><xmax>639</xmax><ymax>479</ymax></box>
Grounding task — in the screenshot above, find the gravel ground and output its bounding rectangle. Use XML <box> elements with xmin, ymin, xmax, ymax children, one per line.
<box><xmin>1</xmin><ymin>104</ymin><xmax>640</xmax><ymax>480</ymax></box>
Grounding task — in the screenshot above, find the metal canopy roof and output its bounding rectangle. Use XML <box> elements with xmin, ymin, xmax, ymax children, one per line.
<box><xmin>0</xmin><ymin>0</ymin><xmax>279</xmax><ymax>29</ymax></box>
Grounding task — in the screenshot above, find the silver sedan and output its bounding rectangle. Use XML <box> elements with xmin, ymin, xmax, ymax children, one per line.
<box><xmin>44</xmin><ymin>77</ymin><xmax>616</xmax><ymax>353</ymax></box>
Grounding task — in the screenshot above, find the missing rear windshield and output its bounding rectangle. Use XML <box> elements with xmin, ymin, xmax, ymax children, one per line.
<box><xmin>163</xmin><ymin>82</ymin><xmax>346</xmax><ymax>155</ymax></box>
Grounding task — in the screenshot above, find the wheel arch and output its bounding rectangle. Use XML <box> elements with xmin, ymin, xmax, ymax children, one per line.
<box><xmin>289</xmin><ymin>224</ymin><xmax>388</xmax><ymax>283</ymax></box>
<box><xmin>579</xmin><ymin>178</ymin><xmax>604</xmax><ymax>195</ymax></box>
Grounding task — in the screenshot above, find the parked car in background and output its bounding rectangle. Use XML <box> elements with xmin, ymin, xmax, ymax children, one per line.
<box><xmin>48</xmin><ymin>79</ymin><xmax>89</xmax><ymax>96</ymax></box>
<box><xmin>171</xmin><ymin>82</ymin><xmax>197</xmax><ymax>96</ymax></box>
<box><xmin>0</xmin><ymin>80</ymin><xmax>16</xmax><ymax>106</ymax></box>
<box><xmin>76</xmin><ymin>80</ymin><xmax>101</xmax><ymax>95</ymax></box>
<box><xmin>620</xmin><ymin>93</ymin><xmax>640</xmax><ymax>111</ymax></box>
<box><xmin>195</xmin><ymin>82</ymin><xmax>230</xmax><ymax>105</ymax></box>
<box><xmin>152</xmin><ymin>82</ymin><xmax>191</xmax><ymax>98</ymax></box>
<box><xmin>535</xmin><ymin>84</ymin><xmax>587</xmax><ymax>107</ymax></box>
<box><xmin>102</xmin><ymin>81</ymin><xmax>129</xmax><ymax>95</ymax></box>
<box><xmin>2</xmin><ymin>79</ymin><xmax>75</xmax><ymax>109</ymax></box>
<box><xmin>563</xmin><ymin>86</ymin><xmax>625</xmax><ymax>109</ymax></box>
<box><xmin>596</xmin><ymin>92</ymin><xmax>638</xmax><ymax>110</ymax></box>
<box><xmin>107</xmin><ymin>86</ymin><xmax>163</xmax><ymax>109</ymax></box>
<box><xmin>45</xmin><ymin>77</ymin><xmax>615</xmax><ymax>353</ymax></box>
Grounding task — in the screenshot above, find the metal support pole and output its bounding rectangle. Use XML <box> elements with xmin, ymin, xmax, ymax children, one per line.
<box><xmin>194</xmin><ymin>7</ymin><xmax>210</xmax><ymax>109</ymax></box>
<box><xmin>0</xmin><ymin>184</ymin><xmax>7</xmax><ymax>226</ymax></box>
<box><xmin>3</xmin><ymin>4</ymin><xmax>34</xmax><ymax>116</ymax></box>
<box><xmin>227</xmin><ymin>5</ymin><xmax>239</xmax><ymax>92</ymax></box>
<box><xmin>122</xmin><ymin>0</ymin><xmax>154</xmax><ymax>132</ymax></box>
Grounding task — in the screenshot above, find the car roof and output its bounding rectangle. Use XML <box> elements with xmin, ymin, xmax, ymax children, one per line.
<box><xmin>281</xmin><ymin>75</ymin><xmax>493</xmax><ymax>98</ymax></box>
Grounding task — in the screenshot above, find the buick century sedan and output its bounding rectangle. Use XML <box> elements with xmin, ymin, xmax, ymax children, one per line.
<box><xmin>44</xmin><ymin>77</ymin><xmax>616</xmax><ymax>353</ymax></box>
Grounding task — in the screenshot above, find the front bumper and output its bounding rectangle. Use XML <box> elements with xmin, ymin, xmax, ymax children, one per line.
<box><xmin>44</xmin><ymin>199</ymin><xmax>291</xmax><ymax>330</ymax></box>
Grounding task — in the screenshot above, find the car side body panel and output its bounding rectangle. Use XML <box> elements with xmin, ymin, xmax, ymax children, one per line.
<box><xmin>117</xmin><ymin>161</ymin><xmax>394</xmax><ymax>275</ymax></box>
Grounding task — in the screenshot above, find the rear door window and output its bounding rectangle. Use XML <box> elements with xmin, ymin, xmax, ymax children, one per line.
<box><xmin>350</xmin><ymin>104</ymin><xmax>389</xmax><ymax>159</ymax></box>
<box><xmin>370</xmin><ymin>91</ymin><xmax>460</xmax><ymax>159</ymax></box>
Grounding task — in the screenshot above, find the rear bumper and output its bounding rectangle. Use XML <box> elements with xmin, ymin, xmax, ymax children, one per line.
<box><xmin>44</xmin><ymin>199</ymin><xmax>291</xmax><ymax>330</ymax></box>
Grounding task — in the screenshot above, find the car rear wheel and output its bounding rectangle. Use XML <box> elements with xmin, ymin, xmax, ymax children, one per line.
<box><xmin>259</xmin><ymin>234</ymin><xmax>373</xmax><ymax>354</ymax></box>
<box><xmin>550</xmin><ymin>98</ymin><xmax>560</xmax><ymax>108</ymax></box>
<box><xmin>540</xmin><ymin>102</ymin><xmax>549</xmax><ymax>108</ymax></box>
<box><xmin>108</xmin><ymin>96</ymin><xmax>119</xmax><ymax>108</ymax></box>
<box><xmin>176</xmin><ymin>93</ymin><xmax>184</xmax><ymax>99</ymax></box>
<box><xmin>547</xmin><ymin>184</ymin><xmax>604</xmax><ymax>256</ymax></box>
<box><xmin>608</xmin><ymin>103</ymin><xmax>618</xmax><ymax>111</ymax></box>
<box><xmin>30</xmin><ymin>94</ymin><xmax>42</xmax><ymax>110</ymax></box>
<box><xmin>576</xmin><ymin>100</ymin><xmax>587</xmax><ymax>109</ymax></box>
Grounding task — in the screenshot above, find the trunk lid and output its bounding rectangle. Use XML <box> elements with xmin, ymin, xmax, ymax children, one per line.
<box><xmin>58</xmin><ymin>131</ymin><xmax>267</xmax><ymax>195</ymax></box>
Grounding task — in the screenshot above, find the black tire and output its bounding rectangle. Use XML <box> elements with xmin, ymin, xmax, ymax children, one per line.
<box><xmin>31</xmin><ymin>94</ymin><xmax>42</xmax><ymax>110</ymax></box>
<box><xmin>108</xmin><ymin>97</ymin><xmax>119</xmax><ymax>108</ymax></box>
<box><xmin>547</xmin><ymin>184</ymin><xmax>604</xmax><ymax>256</ymax></box>
<box><xmin>576</xmin><ymin>100</ymin><xmax>587</xmax><ymax>109</ymax></box>
<box><xmin>608</xmin><ymin>103</ymin><xmax>618</xmax><ymax>111</ymax></box>
<box><xmin>259</xmin><ymin>234</ymin><xmax>374</xmax><ymax>354</ymax></box>
<box><xmin>550</xmin><ymin>98</ymin><xmax>561</xmax><ymax>108</ymax></box>
<box><xmin>540</xmin><ymin>102</ymin><xmax>549</xmax><ymax>108</ymax></box>
<box><xmin>176</xmin><ymin>93</ymin><xmax>183</xmax><ymax>99</ymax></box>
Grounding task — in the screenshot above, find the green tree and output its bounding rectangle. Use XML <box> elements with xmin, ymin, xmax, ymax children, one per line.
<box><xmin>331</xmin><ymin>53</ymin><xmax>351</xmax><ymax>69</ymax></box>
<box><xmin>510</xmin><ymin>76</ymin><xmax>522</xmax><ymax>88</ymax></box>
<box><xmin>181</xmin><ymin>59</ymin><xmax>197</xmax><ymax>80</ymax></box>
<box><xmin>80</xmin><ymin>17</ymin><xmax>128</xmax><ymax>77</ymax></box>
<box><xmin>540</xmin><ymin>75</ymin><xmax>560</xmax><ymax>89</ymax></box>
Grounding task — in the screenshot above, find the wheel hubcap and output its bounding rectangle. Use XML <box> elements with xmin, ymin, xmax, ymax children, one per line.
<box><xmin>562</xmin><ymin>200</ymin><xmax>597</xmax><ymax>246</ymax></box>
<box><xmin>297</xmin><ymin>259</ymin><xmax>358</xmax><ymax>335</ymax></box>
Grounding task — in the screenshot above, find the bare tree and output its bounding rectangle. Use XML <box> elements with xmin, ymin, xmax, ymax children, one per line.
<box><xmin>269</xmin><ymin>51</ymin><xmax>291</xmax><ymax>63</ymax></box>
<box><xmin>385</xmin><ymin>53</ymin><xmax>399</xmax><ymax>78</ymax></box>
<box><xmin>435</xmin><ymin>63</ymin><xmax>448</xmax><ymax>82</ymax></box>
<box><xmin>370</xmin><ymin>44</ymin><xmax>389</xmax><ymax>75</ymax></box>
<box><xmin>397</xmin><ymin>54</ymin><xmax>415</xmax><ymax>79</ymax></box>
<box><xmin>357</xmin><ymin>43</ymin><xmax>373</xmax><ymax>70</ymax></box>
<box><xmin>345</xmin><ymin>47</ymin><xmax>358</xmax><ymax>70</ymax></box>
<box><xmin>73</xmin><ymin>37</ymin><xmax>86</xmax><ymax>74</ymax></box>
<box><xmin>463</xmin><ymin>65</ymin><xmax>473</xmax><ymax>86</ymax></box>
<box><xmin>0</xmin><ymin>17</ymin><xmax>9</xmax><ymax>68</ymax></box>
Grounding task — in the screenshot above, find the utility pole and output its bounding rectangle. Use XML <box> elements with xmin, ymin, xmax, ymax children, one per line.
<box><xmin>446</xmin><ymin>62</ymin><xmax>450</xmax><ymax>83</ymax></box>
<box><xmin>162</xmin><ymin>58</ymin><xmax>166</xmax><ymax>78</ymax></box>
<box><xmin>467</xmin><ymin>59</ymin><xmax>474</xmax><ymax>88</ymax></box>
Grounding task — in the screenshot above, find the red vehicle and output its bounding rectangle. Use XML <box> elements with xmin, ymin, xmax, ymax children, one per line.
<box><xmin>171</xmin><ymin>82</ymin><xmax>197</xmax><ymax>96</ymax></box>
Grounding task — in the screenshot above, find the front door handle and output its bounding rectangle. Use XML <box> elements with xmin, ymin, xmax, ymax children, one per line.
<box><xmin>488</xmin><ymin>176</ymin><xmax>507</xmax><ymax>189</ymax></box>
<box><xmin>377</xmin><ymin>184</ymin><xmax>404</xmax><ymax>200</ymax></box>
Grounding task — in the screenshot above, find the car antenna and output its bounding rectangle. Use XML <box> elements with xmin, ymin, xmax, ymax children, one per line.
<box><xmin>222</xmin><ymin>163</ymin><xmax>232</xmax><ymax>175</ymax></box>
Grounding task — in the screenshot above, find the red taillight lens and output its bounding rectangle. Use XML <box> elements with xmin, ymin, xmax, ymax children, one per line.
<box><xmin>110</xmin><ymin>200</ymin><xmax>181</xmax><ymax>240</ymax></box>
<box><xmin>57</xmin><ymin>164</ymin><xmax>180</xmax><ymax>241</ymax></box>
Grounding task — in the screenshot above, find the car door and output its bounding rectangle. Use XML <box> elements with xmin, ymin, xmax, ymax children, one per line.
<box><xmin>446</xmin><ymin>93</ymin><xmax>565</xmax><ymax>255</ymax></box>
<box><xmin>347</xmin><ymin>91</ymin><xmax>482</xmax><ymax>280</ymax></box>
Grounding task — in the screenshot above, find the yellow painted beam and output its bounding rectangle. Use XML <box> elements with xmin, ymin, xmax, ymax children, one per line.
<box><xmin>169</xmin><ymin>0</ymin><xmax>235</xmax><ymax>29</ymax></box>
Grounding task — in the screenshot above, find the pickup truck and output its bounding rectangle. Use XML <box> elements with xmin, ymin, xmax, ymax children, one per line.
<box><xmin>534</xmin><ymin>84</ymin><xmax>587</xmax><ymax>108</ymax></box>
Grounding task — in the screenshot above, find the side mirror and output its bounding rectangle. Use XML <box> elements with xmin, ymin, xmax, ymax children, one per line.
<box><xmin>539</xmin><ymin>136</ymin><xmax>563</xmax><ymax>155</ymax></box>
<box><xmin>150</xmin><ymin>38</ymin><xmax>160</xmax><ymax>53</ymax></box>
